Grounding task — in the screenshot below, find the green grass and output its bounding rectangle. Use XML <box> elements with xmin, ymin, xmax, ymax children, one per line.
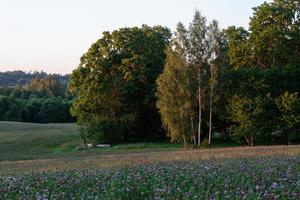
<box><xmin>0</xmin><ymin>121</ymin><xmax>182</xmax><ymax>161</ymax></box>
<box><xmin>0</xmin><ymin>121</ymin><xmax>81</xmax><ymax>161</ymax></box>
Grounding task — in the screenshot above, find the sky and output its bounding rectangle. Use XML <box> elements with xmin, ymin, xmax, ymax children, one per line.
<box><xmin>0</xmin><ymin>0</ymin><xmax>271</xmax><ymax>74</ymax></box>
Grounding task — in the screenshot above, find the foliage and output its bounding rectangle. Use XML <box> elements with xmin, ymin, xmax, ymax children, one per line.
<box><xmin>249</xmin><ymin>0</ymin><xmax>300</xmax><ymax>68</ymax></box>
<box><xmin>222</xmin><ymin>65</ymin><xmax>300</xmax><ymax>145</ymax></box>
<box><xmin>157</xmin><ymin>11</ymin><xmax>224</xmax><ymax>146</ymax></box>
<box><xmin>275</xmin><ymin>92</ymin><xmax>300</xmax><ymax>143</ymax></box>
<box><xmin>156</xmin><ymin>48</ymin><xmax>197</xmax><ymax>144</ymax></box>
<box><xmin>224</xmin><ymin>26</ymin><xmax>252</xmax><ymax>69</ymax></box>
<box><xmin>24</xmin><ymin>76</ymin><xmax>66</xmax><ymax>97</ymax></box>
<box><xmin>70</xmin><ymin>25</ymin><xmax>171</xmax><ymax>143</ymax></box>
<box><xmin>226</xmin><ymin>96</ymin><xmax>267</xmax><ymax>146</ymax></box>
<box><xmin>226</xmin><ymin>89</ymin><xmax>300</xmax><ymax>146</ymax></box>
<box><xmin>0</xmin><ymin>77</ymin><xmax>73</xmax><ymax>123</ymax></box>
<box><xmin>225</xmin><ymin>0</ymin><xmax>300</xmax><ymax>69</ymax></box>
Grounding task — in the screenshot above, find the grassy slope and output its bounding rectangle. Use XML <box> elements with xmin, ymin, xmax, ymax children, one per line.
<box><xmin>0</xmin><ymin>121</ymin><xmax>81</xmax><ymax>161</ymax></box>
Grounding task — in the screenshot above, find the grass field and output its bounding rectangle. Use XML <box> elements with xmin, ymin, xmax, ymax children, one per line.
<box><xmin>0</xmin><ymin>121</ymin><xmax>81</xmax><ymax>161</ymax></box>
<box><xmin>0</xmin><ymin>121</ymin><xmax>181</xmax><ymax>162</ymax></box>
<box><xmin>0</xmin><ymin>121</ymin><xmax>300</xmax><ymax>199</ymax></box>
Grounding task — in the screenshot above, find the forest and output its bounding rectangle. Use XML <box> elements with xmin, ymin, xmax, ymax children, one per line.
<box><xmin>1</xmin><ymin>0</ymin><xmax>300</xmax><ymax>147</ymax></box>
<box><xmin>0</xmin><ymin>75</ymin><xmax>74</xmax><ymax>123</ymax></box>
<box><xmin>68</xmin><ymin>0</ymin><xmax>300</xmax><ymax>146</ymax></box>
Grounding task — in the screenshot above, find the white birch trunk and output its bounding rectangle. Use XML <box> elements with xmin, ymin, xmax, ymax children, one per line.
<box><xmin>187</xmin><ymin>78</ymin><xmax>196</xmax><ymax>145</ymax></box>
<box><xmin>198</xmin><ymin>68</ymin><xmax>202</xmax><ymax>147</ymax></box>
<box><xmin>209</xmin><ymin>65</ymin><xmax>213</xmax><ymax>145</ymax></box>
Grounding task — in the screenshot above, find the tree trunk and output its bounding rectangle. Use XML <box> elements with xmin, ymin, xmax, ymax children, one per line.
<box><xmin>208</xmin><ymin>65</ymin><xmax>213</xmax><ymax>146</ymax></box>
<box><xmin>187</xmin><ymin>78</ymin><xmax>196</xmax><ymax>145</ymax></box>
<box><xmin>283</xmin><ymin>130</ymin><xmax>290</xmax><ymax>145</ymax></box>
<box><xmin>198</xmin><ymin>68</ymin><xmax>202</xmax><ymax>147</ymax></box>
<box><xmin>221</xmin><ymin>125</ymin><xmax>227</xmax><ymax>141</ymax></box>
<box><xmin>183</xmin><ymin>135</ymin><xmax>187</xmax><ymax>147</ymax></box>
<box><xmin>190</xmin><ymin>111</ymin><xmax>196</xmax><ymax>145</ymax></box>
<box><xmin>180</xmin><ymin>109</ymin><xmax>185</xmax><ymax>141</ymax></box>
<box><xmin>250</xmin><ymin>137</ymin><xmax>254</xmax><ymax>146</ymax></box>
<box><xmin>83</xmin><ymin>137</ymin><xmax>87</xmax><ymax>145</ymax></box>
<box><xmin>245</xmin><ymin>136</ymin><xmax>254</xmax><ymax>146</ymax></box>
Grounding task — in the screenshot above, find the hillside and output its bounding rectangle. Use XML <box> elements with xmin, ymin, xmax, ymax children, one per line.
<box><xmin>0</xmin><ymin>121</ymin><xmax>80</xmax><ymax>161</ymax></box>
<box><xmin>0</xmin><ymin>70</ymin><xmax>69</xmax><ymax>87</ymax></box>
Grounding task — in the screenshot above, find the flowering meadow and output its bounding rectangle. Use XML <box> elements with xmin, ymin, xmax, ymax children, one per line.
<box><xmin>1</xmin><ymin>156</ymin><xmax>299</xmax><ymax>200</ymax></box>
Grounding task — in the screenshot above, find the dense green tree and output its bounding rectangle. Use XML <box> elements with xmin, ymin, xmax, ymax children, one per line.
<box><xmin>70</xmin><ymin>25</ymin><xmax>171</xmax><ymax>143</ymax></box>
<box><xmin>5</xmin><ymin>99</ymin><xmax>24</xmax><ymax>121</ymax></box>
<box><xmin>157</xmin><ymin>48</ymin><xmax>197</xmax><ymax>144</ymax></box>
<box><xmin>22</xmin><ymin>98</ymin><xmax>43</xmax><ymax>122</ymax></box>
<box><xmin>226</xmin><ymin>95</ymin><xmax>267</xmax><ymax>146</ymax></box>
<box><xmin>0</xmin><ymin>95</ymin><xmax>9</xmax><ymax>120</ymax></box>
<box><xmin>225</xmin><ymin>0</ymin><xmax>300</xmax><ymax>69</ymax></box>
<box><xmin>275</xmin><ymin>92</ymin><xmax>300</xmax><ymax>144</ymax></box>
<box><xmin>225</xmin><ymin>26</ymin><xmax>252</xmax><ymax>69</ymax></box>
<box><xmin>35</xmin><ymin>98</ymin><xmax>69</xmax><ymax>123</ymax></box>
<box><xmin>0</xmin><ymin>86</ymin><xmax>73</xmax><ymax>123</ymax></box>
<box><xmin>249</xmin><ymin>0</ymin><xmax>300</xmax><ymax>68</ymax></box>
<box><xmin>224</xmin><ymin>66</ymin><xmax>300</xmax><ymax>145</ymax></box>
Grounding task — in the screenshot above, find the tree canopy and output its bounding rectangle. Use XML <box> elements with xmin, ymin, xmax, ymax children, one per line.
<box><xmin>58</xmin><ymin>0</ymin><xmax>300</xmax><ymax>146</ymax></box>
<box><xmin>69</xmin><ymin>25</ymin><xmax>171</xmax><ymax>143</ymax></box>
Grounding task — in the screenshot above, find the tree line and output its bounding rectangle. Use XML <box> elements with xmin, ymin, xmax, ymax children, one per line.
<box><xmin>0</xmin><ymin>70</ymin><xmax>69</xmax><ymax>87</ymax></box>
<box><xmin>0</xmin><ymin>76</ymin><xmax>74</xmax><ymax>123</ymax></box>
<box><xmin>70</xmin><ymin>0</ymin><xmax>300</xmax><ymax>146</ymax></box>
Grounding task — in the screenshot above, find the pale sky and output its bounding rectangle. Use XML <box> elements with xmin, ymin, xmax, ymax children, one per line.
<box><xmin>0</xmin><ymin>0</ymin><xmax>270</xmax><ymax>74</ymax></box>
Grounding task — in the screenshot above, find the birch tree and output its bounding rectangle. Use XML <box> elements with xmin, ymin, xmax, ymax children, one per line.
<box><xmin>174</xmin><ymin>22</ymin><xmax>197</xmax><ymax>145</ymax></box>
<box><xmin>207</xmin><ymin>20</ymin><xmax>221</xmax><ymax>145</ymax></box>
<box><xmin>157</xmin><ymin>10</ymin><xmax>222</xmax><ymax>146</ymax></box>
<box><xmin>189</xmin><ymin>11</ymin><xmax>209</xmax><ymax>147</ymax></box>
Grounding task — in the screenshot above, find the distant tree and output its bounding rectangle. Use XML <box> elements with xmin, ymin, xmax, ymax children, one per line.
<box><xmin>24</xmin><ymin>76</ymin><xmax>66</xmax><ymax>97</ymax></box>
<box><xmin>0</xmin><ymin>70</ymin><xmax>69</xmax><ymax>87</ymax></box>
<box><xmin>0</xmin><ymin>86</ymin><xmax>73</xmax><ymax>123</ymax></box>
<box><xmin>23</xmin><ymin>98</ymin><xmax>43</xmax><ymax>122</ymax></box>
<box><xmin>35</xmin><ymin>97</ymin><xmax>69</xmax><ymax>123</ymax></box>
<box><xmin>0</xmin><ymin>95</ymin><xmax>9</xmax><ymax>120</ymax></box>
<box><xmin>70</xmin><ymin>25</ymin><xmax>171</xmax><ymax>143</ymax></box>
<box><xmin>5</xmin><ymin>99</ymin><xmax>23</xmax><ymax>121</ymax></box>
